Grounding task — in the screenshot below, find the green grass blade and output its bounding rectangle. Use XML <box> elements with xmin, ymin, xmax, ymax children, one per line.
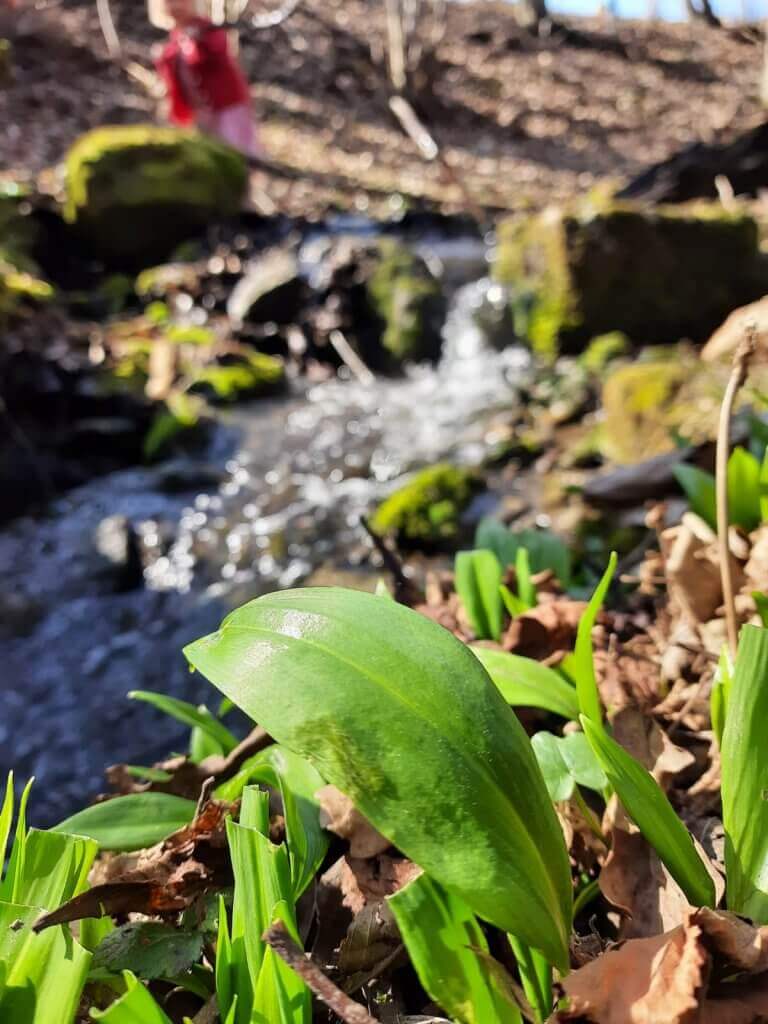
<box><xmin>515</xmin><ymin>547</ymin><xmax>536</xmax><ymax>611</ymax></box>
<box><xmin>0</xmin><ymin>773</ymin><xmax>14</xmax><ymax>875</ymax></box>
<box><xmin>216</xmin><ymin>746</ymin><xmax>328</xmax><ymax>900</ymax></box>
<box><xmin>727</xmin><ymin>446</ymin><xmax>761</xmax><ymax>532</ymax></box>
<box><xmin>721</xmin><ymin>624</ymin><xmax>768</xmax><ymax>922</ymax></box>
<box><xmin>455</xmin><ymin>549</ymin><xmax>504</xmax><ymax>641</ymax></box>
<box><xmin>573</xmin><ymin>552</ymin><xmax>617</xmax><ymax>725</ymax></box>
<box><xmin>499</xmin><ymin>584</ymin><xmax>529</xmax><ymax>619</ymax></box>
<box><xmin>90</xmin><ymin>970</ymin><xmax>173</xmax><ymax>1021</ymax></box>
<box><xmin>53</xmin><ymin>793</ymin><xmax>196</xmax><ymax>851</ymax></box>
<box><xmin>471</xmin><ymin>647</ymin><xmax>579</xmax><ymax>721</ymax></box>
<box><xmin>128</xmin><ymin>690</ymin><xmax>238</xmax><ymax>755</ymax></box>
<box><xmin>0</xmin><ymin>901</ymin><xmax>91</xmax><ymax>1024</ymax></box>
<box><xmin>673</xmin><ymin>464</ymin><xmax>717</xmax><ymax>529</ymax></box>
<box><xmin>581</xmin><ymin>716</ymin><xmax>715</xmax><ymax>908</ymax></box>
<box><xmin>389</xmin><ymin>873</ymin><xmax>522</xmax><ymax>1024</ymax></box>
<box><xmin>507</xmin><ymin>935</ymin><xmax>551</xmax><ymax>1024</ymax></box>
<box><xmin>1</xmin><ymin>776</ymin><xmax>34</xmax><ymax>903</ymax></box>
<box><xmin>711</xmin><ymin>647</ymin><xmax>733</xmax><ymax>747</ymax></box>
<box><xmin>185</xmin><ymin>588</ymin><xmax>573</xmax><ymax>970</ymax></box>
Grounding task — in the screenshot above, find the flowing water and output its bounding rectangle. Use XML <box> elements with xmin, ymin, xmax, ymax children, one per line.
<box><xmin>0</xmin><ymin>233</ymin><xmax>535</xmax><ymax>824</ymax></box>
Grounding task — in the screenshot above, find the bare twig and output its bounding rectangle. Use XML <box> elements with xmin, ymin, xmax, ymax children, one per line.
<box><xmin>716</xmin><ymin>325</ymin><xmax>757</xmax><ymax>656</ymax></box>
<box><xmin>96</xmin><ymin>0</ymin><xmax>121</xmax><ymax>57</ymax></box>
<box><xmin>264</xmin><ymin>921</ymin><xmax>378</xmax><ymax>1024</ymax></box>
<box><xmin>328</xmin><ymin>329</ymin><xmax>375</xmax><ymax>386</ymax></box>
<box><xmin>360</xmin><ymin>515</ymin><xmax>420</xmax><ymax>605</ymax></box>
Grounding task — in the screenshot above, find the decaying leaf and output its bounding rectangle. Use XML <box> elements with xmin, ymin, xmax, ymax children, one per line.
<box><xmin>503</xmin><ymin>598</ymin><xmax>587</xmax><ymax>660</ymax></box>
<box><xmin>92</xmin><ymin>920</ymin><xmax>205</xmax><ymax>979</ymax></box>
<box><xmin>558</xmin><ymin>909</ymin><xmax>768</xmax><ymax>1024</ymax></box>
<box><xmin>316</xmin><ymin>785</ymin><xmax>390</xmax><ymax>858</ymax></box>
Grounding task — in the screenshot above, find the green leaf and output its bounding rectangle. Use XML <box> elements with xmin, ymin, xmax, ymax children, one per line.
<box><xmin>53</xmin><ymin>794</ymin><xmax>196</xmax><ymax>851</ymax></box>
<box><xmin>753</xmin><ymin>592</ymin><xmax>768</xmax><ymax>629</ymax></box>
<box><xmin>727</xmin><ymin>447</ymin><xmax>761</xmax><ymax>532</ymax></box>
<box><xmin>474</xmin><ymin>520</ymin><xmax>571</xmax><ymax>587</ymax></box>
<box><xmin>90</xmin><ymin>970</ymin><xmax>173</xmax><ymax>1022</ymax></box>
<box><xmin>507</xmin><ymin>935</ymin><xmax>551</xmax><ymax>1024</ymax></box>
<box><xmin>499</xmin><ymin>584</ymin><xmax>528</xmax><ymax>619</ymax></box>
<box><xmin>711</xmin><ymin>647</ymin><xmax>733</xmax><ymax>747</ymax></box>
<box><xmin>221</xmin><ymin>787</ymin><xmax>310</xmax><ymax>1024</ymax></box>
<box><xmin>515</xmin><ymin>547</ymin><xmax>537</xmax><ymax>611</ymax></box>
<box><xmin>455</xmin><ymin>550</ymin><xmax>504</xmax><ymax>641</ymax></box>
<box><xmin>189</xmin><ymin>725</ymin><xmax>226</xmax><ymax>763</ymax></box>
<box><xmin>673</xmin><ymin>464</ymin><xmax>716</xmax><ymax>529</ymax></box>
<box><xmin>8</xmin><ymin>828</ymin><xmax>97</xmax><ymax>909</ymax></box>
<box><xmin>531</xmin><ymin>732</ymin><xmax>607</xmax><ymax>803</ymax></box>
<box><xmin>389</xmin><ymin>873</ymin><xmax>522</xmax><ymax>1024</ymax></box>
<box><xmin>0</xmin><ymin>901</ymin><xmax>91</xmax><ymax>1024</ymax></box>
<box><xmin>93</xmin><ymin>923</ymin><xmax>204</xmax><ymax>980</ymax></box>
<box><xmin>215</xmin><ymin>745</ymin><xmax>328</xmax><ymax>900</ymax></box>
<box><xmin>185</xmin><ymin>588</ymin><xmax>573</xmax><ymax>969</ymax></box>
<box><xmin>129</xmin><ymin>690</ymin><xmax>238</xmax><ymax>756</ymax></box>
<box><xmin>0</xmin><ymin>773</ymin><xmax>14</xmax><ymax>874</ymax></box>
<box><xmin>573</xmin><ymin>553</ymin><xmax>617</xmax><ymax>725</ymax></box>
<box><xmin>475</xmin><ymin>517</ymin><xmax>518</xmax><ymax>567</ymax></box>
<box><xmin>760</xmin><ymin>449</ymin><xmax>768</xmax><ymax>524</ymax></box>
<box><xmin>1</xmin><ymin>776</ymin><xmax>33</xmax><ymax>902</ymax></box>
<box><xmin>581</xmin><ymin>716</ymin><xmax>715</xmax><ymax>908</ymax></box>
<box><xmin>471</xmin><ymin>647</ymin><xmax>579</xmax><ymax>720</ymax></box>
<box><xmin>721</xmin><ymin>625</ymin><xmax>768</xmax><ymax>922</ymax></box>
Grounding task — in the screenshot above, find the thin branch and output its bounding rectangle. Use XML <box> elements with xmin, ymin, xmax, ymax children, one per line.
<box><xmin>716</xmin><ymin>324</ymin><xmax>757</xmax><ymax>657</ymax></box>
<box><xmin>96</xmin><ymin>0</ymin><xmax>121</xmax><ymax>57</ymax></box>
<box><xmin>264</xmin><ymin>921</ymin><xmax>378</xmax><ymax>1024</ymax></box>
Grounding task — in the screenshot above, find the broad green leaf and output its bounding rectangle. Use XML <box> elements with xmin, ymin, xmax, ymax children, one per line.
<box><xmin>515</xmin><ymin>547</ymin><xmax>536</xmax><ymax>611</ymax></box>
<box><xmin>475</xmin><ymin>520</ymin><xmax>571</xmax><ymax>587</ymax></box>
<box><xmin>185</xmin><ymin>588</ymin><xmax>573</xmax><ymax>969</ymax></box>
<box><xmin>389</xmin><ymin>873</ymin><xmax>522</xmax><ymax>1024</ymax></box>
<box><xmin>721</xmin><ymin>625</ymin><xmax>768</xmax><ymax>922</ymax></box>
<box><xmin>0</xmin><ymin>901</ymin><xmax>91</xmax><ymax>1024</ymax></box>
<box><xmin>9</xmin><ymin>829</ymin><xmax>97</xmax><ymax>909</ymax></box>
<box><xmin>90</xmin><ymin>970</ymin><xmax>172</xmax><ymax>1022</ymax></box>
<box><xmin>129</xmin><ymin>690</ymin><xmax>238</xmax><ymax>755</ymax></box>
<box><xmin>581</xmin><ymin>716</ymin><xmax>715</xmax><ymax>908</ymax></box>
<box><xmin>53</xmin><ymin>793</ymin><xmax>196</xmax><ymax>851</ymax></box>
<box><xmin>455</xmin><ymin>550</ymin><xmax>504</xmax><ymax>641</ymax></box>
<box><xmin>673</xmin><ymin>464</ymin><xmax>716</xmax><ymax>529</ymax></box>
<box><xmin>727</xmin><ymin>447</ymin><xmax>761</xmax><ymax>532</ymax></box>
<box><xmin>475</xmin><ymin>517</ymin><xmax>518</xmax><ymax>567</ymax></box>
<box><xmin>471</xmin><ymin>647</ymin><xmax>579</xmax><ymax>720</ymax></box>
<box><xmin>531</xmin><ymin>732</ymin><xmax>606</xmax><ymax>803</ymax></box>
<box><xmin>1</xmin><ymin>776</ymin><xmax>34</xmax><ymax>902</ymax></box>
<box><xmin>573</xmin><ymin>553</ymin><xmax>617</xmax><ymax>725</ymax></box>
<box><xmin>93</xmin><ymin>922</ymin><xmax>204</xmax><ymax>979</ymax></box>
<box><xmin>215</xmin><ymin>745</ymin><xmax>328</xmax><ymax>899</ymax></box>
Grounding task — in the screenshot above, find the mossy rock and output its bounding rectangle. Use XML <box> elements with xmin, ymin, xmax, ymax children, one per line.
<box><xmin>600</xmin><ymin>353</ymin><xmax>725</xmax><ymax>464</ymax></box>
<box><xmin>370</xmin><ymin>463</ymin><xmax>478</xmax><ymax>547</ymax></box>
<box><xmin>189</xmin><ymin>352</ymin><xmax>285</xmax><ymax>404</ymax></box>
<box><xmin>366</xmin><ymin>239</ymin><xmax>444</xmax><ymax>364</ymax></box>
<box><xmin>579</xmin><ymin>332</ymin><xmax>631</xmax><ymax>375</ymax></box>
<box><xmin>494</xmin><ymin>200</ymin><xmax>767</xmax><ymax>357</ymax></box>
<box><xmin>64</xmin><ymin>126</ymin><xmax>248</xmax><ymax>265</ymax></box>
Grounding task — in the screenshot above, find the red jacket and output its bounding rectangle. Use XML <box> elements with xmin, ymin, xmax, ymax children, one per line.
<box><xmin>157</xmin><ymin>18</ymin><xmax>250</xmax><ymax>125</ymax></box>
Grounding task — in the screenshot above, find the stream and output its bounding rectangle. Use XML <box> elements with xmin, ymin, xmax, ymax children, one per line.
<box><xmin>0</xmin><ymin>232</ymin><xmax>537</xmax><ymax>825</ymax></box>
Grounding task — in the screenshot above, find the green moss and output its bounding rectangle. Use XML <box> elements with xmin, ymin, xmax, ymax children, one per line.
<box><xmin>0</xmin><ymin>261</ymin><xmax>54</xmax><ymax>318</ymax></box>
<box><xmin>190</xmin><ymin>352</ymin><xmax>285</xmax><ymax>403</ymax></box>
<box><xmin>579</xmin><ymin>332</ymin><xmax>631</xmax><ymax>375</ymax></box>
<box><xmin>367</xmin><ymin>239</ymin><xmax>444</xmax><ymax>363</ymax></box>
<box><xmin>370</xmin><ymin>463</ymin><xmax>478</xmax><ymax>547</ymax></box>
<box><xmin>494</xmin><ymin>201</ymin><xmax>767</xmax><ymax>356</ymax></box>
<box><xmin>600</xmin><ymin>355</ymin><xmax>725</xmax><ymax>464</ymax></box>
<box><xmin>64</xmin><ymin>125</ymin><xmax>247</xmax><ymax>264</ymax></box>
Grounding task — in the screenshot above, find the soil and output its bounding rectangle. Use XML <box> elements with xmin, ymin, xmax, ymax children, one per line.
<box><xmin>3</xmin><ymin>0</ymin><xmax>766</xmax><ymax>217</ymax></box>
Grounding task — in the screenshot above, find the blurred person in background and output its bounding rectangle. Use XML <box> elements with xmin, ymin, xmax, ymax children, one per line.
<box><xmin>151</xmin><ymin>0</ymin><xmax>263</xmax><ymax>159</ymax></box>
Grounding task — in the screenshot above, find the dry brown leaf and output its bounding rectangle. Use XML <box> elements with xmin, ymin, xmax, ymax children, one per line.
<box><xmin>503</xmin><ymin>598</ymin><xmax>587</xmax><ymax>659</ymax></box>
<box><xmin>610</xmin><ymin>707</ymin><xmax>695</xmax><ymax>787</ymax></box>
<box><xmin>316</xmin><ymin>785</ymin><xmax>390</xmax><ymax>858</ymax></box>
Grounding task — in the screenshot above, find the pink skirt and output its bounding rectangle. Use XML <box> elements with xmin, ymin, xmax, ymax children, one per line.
<box><xmin>197</xmin><ymin>103</ymin><xmax>262</xmax><ymax>159</ymax></box>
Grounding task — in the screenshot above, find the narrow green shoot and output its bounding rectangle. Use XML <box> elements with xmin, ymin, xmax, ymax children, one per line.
<box><xmin>572</xmin><ymin>552</ymin><xmax>617</xmax><ymax>726</ymax></box>
<box><xmin>455</xmin><ymin>549</ymin><xmax>504</xmax><ymax>640</ymax></box>
<box><xmin>128</xmin><ymin>690</ymin><xmax>238</xmax><ymax>758</ymax></box>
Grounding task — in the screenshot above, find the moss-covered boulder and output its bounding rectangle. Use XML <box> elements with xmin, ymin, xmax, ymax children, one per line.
<box><xmin>366</xmin><ymin>239</ymin><xmax>445</xmax><ymax>364</ymax></box>
<box><xmin>370</xmin><ymin>463</ymin><xmax>477</xmax><ymax>547</ymax></box>
<box><xmin>599</xmin><ymin>352</ymin><xmax>726</xmax><ymax>464</ymax></box>
<box><xmin>494</xmin><ymin>200</ymin><xmax>767</xmax><ymax>356</ymax></box>
<box><xmin>189</xmin><ymin>352</ymin><xmax>285</xmax><ymax>404</ymax></box>
<box><xmin>64</xmin><ymin>126</ymin><xmax>248</xmax><ymax>265</ymax></box>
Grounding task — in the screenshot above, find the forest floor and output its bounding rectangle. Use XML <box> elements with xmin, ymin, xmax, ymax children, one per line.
<box><xmin>3</xmin><ymin>0</ymin><xmax>767</xmax><ymax>217</ymax></box>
